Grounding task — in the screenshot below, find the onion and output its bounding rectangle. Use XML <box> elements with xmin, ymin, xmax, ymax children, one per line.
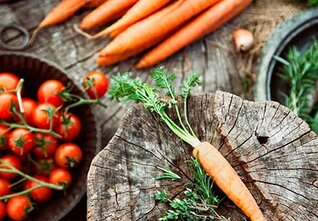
<box><xmin>233</xmin><ymin>29</ymin><xmax>254</xmax><ymax>53</ymax></box>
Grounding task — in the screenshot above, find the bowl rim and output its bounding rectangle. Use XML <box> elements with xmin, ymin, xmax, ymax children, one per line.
<box><xmin>0</xmin><ymin>51</ymin><xmax>102</xmax><ymax>220</ymax></box>
<box><xmin>255</xmin><ymin>8</ymin><xmax>318</xmax><ymax>102</ymax></box>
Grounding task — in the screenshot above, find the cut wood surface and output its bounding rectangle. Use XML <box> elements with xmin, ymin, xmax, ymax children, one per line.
<box><xmin>87</xmin><ymin>91</ymin><xmax>318</xmax><ymax>221</ymax></box>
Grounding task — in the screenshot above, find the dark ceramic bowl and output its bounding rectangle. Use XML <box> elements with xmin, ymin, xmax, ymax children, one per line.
<box><xmin>255</xmin><ymin>8</ymin><xmax>318</xmax><ymax>103</ymax></box>
<box><xmin>0</xmin><ymin>52</ymin><xmax>101</xmax><ymax>221</ymax></box>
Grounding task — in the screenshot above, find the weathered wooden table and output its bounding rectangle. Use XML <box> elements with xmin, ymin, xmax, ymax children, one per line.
<box><xmin>1</xmin><ymin>0</ymin><xmax>304</xmax><ymax>220</ymax></box>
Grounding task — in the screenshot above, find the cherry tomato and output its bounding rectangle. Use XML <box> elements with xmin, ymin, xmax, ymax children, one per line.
<box><xmin>21</xmin><ymin>98</ymin><xmax>37</xmax><ymax>125</ymax></box>
<box><xmin>24</xmin><ymin>175</ymin><xmax>52</xmax><ymax>203</ymax></box>
<box><xmin>0</xmin><ymin>125</ymin><xmax>11</xmax><ymax>150</ymax></box>
<box><xmin>37</xmin><ymin>80</ymin><xmax>65</xmax><ymax>107</ymax></box>
<box><xmin>8</xmin><ymin>129</ymin><xmax>35</xmax><ymax>156</ymax></box>
<box><xmin>0</xmin><ymin>178</ymin><xmax>10</xmax><ymax>197</ymax></box>
<box><xmin>0</xmin><ymin>72</ymin><xmax>20</xmax><ymax>91</ymax></box>
<box><xmin>32</xmin><ymin>133</ymin><xmax>58</xmax><ymax>159</ymax></box>
<box><xmin>49</xmin><ymin>168</ymin><xmax>72</xmax><ymax>189</ymax></box>
<box><xmin>33</xmin><ymin>158</ymin><xmax>56</xmax><ymax>176</ymax></box>
<box><xmin>55</xmin><ymin>113</ymin><xmax>81</xmax><ymax>141</ymax></box>
<box><xmin>32</xmin><ymin>103</ymin><xmax>60</xmax><ymax>130</ymax></box>
<box><xmin>0</xmin><ymin>155</ymin><xmax>22</xmax><ymax>179</ymax></box>
<box><xmin>55</xmin><ymin>143</ymin><xmax>82</xmax><ymax>169</ymax></box>
<box><xmin>7</xmin><ymin>195</ymin><xmax>32</xmax><ymax>221</ymax></box>
<box><xmin>83</xmin><ymin>70</ymin><xmax>109</xmax><ymax>99</ymax></box>
<box><xmin>0</xmin><ymin>93</ymin><xmax>18</xmax><ymax>120</ymax></box>
<box><xmin>0</xmin><ymin>201</ymin><xmax>6</xmax><ymax>220</ymax></box>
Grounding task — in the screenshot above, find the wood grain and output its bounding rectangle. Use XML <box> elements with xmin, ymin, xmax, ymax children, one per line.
<box><xmin>88</xmin><ymin>91</ymin><xmax>318</xmax><ymax>220</ymax></box>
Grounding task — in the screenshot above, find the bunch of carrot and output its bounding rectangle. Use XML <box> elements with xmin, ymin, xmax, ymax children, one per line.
<box><xmin>36</xmin><ymin>0</ymin><xmax>252</xmax><ymax>67</ymax></box>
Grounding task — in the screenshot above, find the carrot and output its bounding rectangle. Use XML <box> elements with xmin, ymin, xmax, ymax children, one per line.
<box><xmin>193</xmin><ymin>142</ymin><xmax>265</xmax><ymax>221</ymax></box>
<box><xmin>86</xmin><ymin>0</ymin><xmax>108</xmax><ymax>8</ymax></box>
<box><xmin>90</xmin><ymin>0</ymin><xmax>171</xmax><ymax>39</ymax></box>
<box><xmin>100</xmin><ymin>0</ymin><xmax>221</xmax><ymax>57</ymax></box>
<box><xmin>80</xmin><ymin>0</ymin><xmax>138</xmax><ymax>30</ymax></box>
<box><xmin>38</xmin><ymin>0</ymin><xmax>88</xmax><ymax>29</ymax></box>
<box><xmin>136</xmin><ymin>0</ymin><xmax>252</xmax><ymax>68</ymax></box>
<box><xmin>97</xmin><ymin>1</ymin><xmax>183</xmax><ymax>65</ymax></box>
<box><xmin>109</xmin><ymin>69</ymin><xmax>265</xmax><ymax>221</ymax></box>
<box><xmin>97</xmin><ymin>52</ymin><xmax>136</xmax><ymax>66</ymax></box>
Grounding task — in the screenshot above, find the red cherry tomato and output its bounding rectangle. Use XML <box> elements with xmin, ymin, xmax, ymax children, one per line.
<box><xmin>0</xmin><ymin>93</ymin><xmax>18</xmax><ymax>120</ymax></box>
<box><xmin>32</xmin><ymin>133</ymin><xmax>58</xmax><ymax>159</ymax></box>
<box><xmin>0</xmin><ymin>155</ymin><xmax>22</xmax><ymax>179</ymax></box>
<box><xmin>37</xmin><ymin>80</ymin><xmax>65</xmax><ymax>107</ymax></box>
<box><xmin>32</xmin><ymin>103</ymin><xmax>60</xmax><ymax>130</ymax></box>
<box><xmin>8</xmin><ymin>129</ymin><xmax>35</xmax><ymax>156</ymax></box>
<box><xmin>21</xmin><ymin>98</ymin><xmax>37</xmax><ymax>125</ymax></box>
<box><xmin>0</xmin><ymin>72</ymin><xmax>20</xmax><ymax>91</ymax></box>
<box><xmin>0</xmin><ymin>125</ymin><xmax>11</xmax><ymax>150</ymax></box>
<box><xmin>83</xmin><ymin>70</ymin><xmax>109</xmax><ymax>99</ymax></box>
<box><xmin>55</xmin><ymin>113</ymin><xmax>81</xmax><ymax>141</ymax></box>
<box><xmin>24</xmin><ymin>175</ymin><xmax>52</xmax><ymax>203</ymax></box>
<box><xmin>49</xmin><ymin>168</ymin><xmax>72</xmax><ymax>189</ymax></box>
<box><xmin>0</xmin><ymin>201</ymin><xmax>7</xmax><ymax>220</ymax></box>
<box><xmin>55</xmin><ymin>143</ymin><xmax>82</xmax><ymax>169</ymax></box>
<box><xmin>0</xmin><ymin>178</ymin><xmax>10</xmax><ymax>197</ymax></box>
<box><xmin>7</xmin><ymin>195</ymin><xmax>32</xmax><ymax>221</ymax></box>
<box><xmin>33</xmin><ymin>158</ymin><xmax>56</xmax><ymax>176</ymax></box>
<box><xmin>0</xmin><ymin>201</ymin><xmax>6</xmax><ymax>220</ymax></box>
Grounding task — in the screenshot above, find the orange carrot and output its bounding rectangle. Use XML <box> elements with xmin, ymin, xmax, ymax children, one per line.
<box><xmin>90</xmin><ymin>0</ymin><xmax>171</xmax><ymax>39</ymax></box>
<box><xmin>193</xmin><ymin>142</ymin><xmax>265</xmax><ymax>221</ymax></box>
<box><xmin>99</xmin><ymin>0</ymin><xmax>221</xmax><ymax>57</ymax></box>
<box><xmin>80</xmin><ymin>0</ymin><xmax>138</xmax><ymax>30</ymax></box>
<box><xmin>38</xmin><ymin>0</ymin><xmax>88</xmax><ymax>29</ymax></box>
<box><xmin>97</xmin><ymin>1</ymin><xmax>183</xmax><ymax>65</ymax></box>
<box><xmin>136</xmin><ymin>0</ymin><xmax>252</xmax><ymax>68</ymax></box>
<box><xmin>97</xmin><ymin>53</ymin><xmax>135</xmax><ymax>66</ymax></box>
<box><xmin>109</xmin><ymin>72</ymin><xmax>265</xmax><ymax>221</ymax></box>
<box><xmin>86</xmin><ymin>0</ymin><xmax>108</xmax><ymax>8</ymax></box>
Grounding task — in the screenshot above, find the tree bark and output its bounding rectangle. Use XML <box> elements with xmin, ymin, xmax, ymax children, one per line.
<box><xmin>87</xmin><ymin>91</ymin><xmax>318</xmax><ymax>221</ymax></box>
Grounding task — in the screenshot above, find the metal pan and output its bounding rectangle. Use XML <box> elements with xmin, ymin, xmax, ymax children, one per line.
<box><xmin>255</xmin><ymin>8</ymin><xmax>318</xmax><ymax>103</ymax></box>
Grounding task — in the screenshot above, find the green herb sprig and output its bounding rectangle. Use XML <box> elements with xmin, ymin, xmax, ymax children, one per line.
<box><xmin>155</xmin><ymin>158</ymin><xmax>227</xmax><ymax>221</ymax></box>
<box><xmin>276</xmin><ymin>39</ymin><xmax>318</xmax><ymax>132</ymax></box>
<box><xmin>109</xmin><ymin>67</ymin><xmax>202</xmax><ymax>147</ymax></box>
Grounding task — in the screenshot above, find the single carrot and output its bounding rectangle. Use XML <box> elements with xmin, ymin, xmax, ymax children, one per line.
<box><xmin>80</xmin><ymin>0</ymin><xmax>138</xmax><ymax>30</ymax></box>
<box><xmin>89</xmin><ymin>0</ymin><xmax>171</xmax><ymax>39</ymax></box>
<box><xmin>193</xmin><ymin>142</ymin><xmax>265</xmax><ymax>221</ymax></box>
<box><xmin>38</xmin><ymin>0</ymin><xmax>88</xmax><ymax>29</ymax></box>
<box><xmin>109</xmin><ymin>69</ymin><xmax>265</xmax><ymax>221</ymax></box>
<box><xmin>99</xmin><ymin>0</ymin><xmax>221</xmax><ymax>56</ymax></box>
<box><xmin>97</xmin><ymin>52</ymin><xmax>136</xmax><ymax>66</ymax></box>
<box><xmin>136</xmin><ymin>0</ymin><xmax>252</xmax><ymax>68</ymax></box>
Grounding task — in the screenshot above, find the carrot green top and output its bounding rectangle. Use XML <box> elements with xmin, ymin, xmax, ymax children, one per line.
<box><xmin>109</xmin><ymin>67</ymin><xmax>202</xmax><ymax>147</ymax></box>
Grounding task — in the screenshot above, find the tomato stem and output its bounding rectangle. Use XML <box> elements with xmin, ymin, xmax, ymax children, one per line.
<box><xmin>64</xmin><ymin>98</ymin><xmax>106</xmax><ymax>113</ymax></box>
<box><xmin>0</xmin><ymin>121</ymin><xmax>61</xmax><ymax>139</ymax></box>
<box><xmin>0</xmin><ymin>161</ymin><xmax>64</xmax><ymax>200</ymax></box>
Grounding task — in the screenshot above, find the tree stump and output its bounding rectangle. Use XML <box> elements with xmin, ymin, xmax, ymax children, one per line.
<box><xmin>87</xmin><ymin>91</ymin><xmax>318</xmax><ymax>221</ymax></box>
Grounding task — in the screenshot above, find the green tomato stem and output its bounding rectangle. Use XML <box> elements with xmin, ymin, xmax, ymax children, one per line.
<box><xmin>64</xmin><ymin>98</ymin><xmax>106</xmax><ymax>113</ymax></box>
<box><xmin>1</xmin><ymin>121</ymin><xmax>61</xmax><ymax>139</ymax></box>
<box><xmin>0</xmin><ymin>161</ymin><xmax>63</xmax><ymax>192</ymax></box>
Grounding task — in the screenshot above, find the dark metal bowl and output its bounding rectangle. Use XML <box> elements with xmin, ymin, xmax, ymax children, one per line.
<box><xmin>0</xmin><ymin>52</ymin><xmax>101</xmax><ymax>221</ymax></box>
<box><xmin>255</xmin><ymin>8</ymin><xmax>318</xmax><ymax>103</ymax></box>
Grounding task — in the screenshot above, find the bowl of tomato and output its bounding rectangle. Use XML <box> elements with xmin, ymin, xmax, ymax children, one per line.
<box><xmin>0</xmin><ymin>52</ymin><xmax>102</xmax><ymax>221</ymax></box>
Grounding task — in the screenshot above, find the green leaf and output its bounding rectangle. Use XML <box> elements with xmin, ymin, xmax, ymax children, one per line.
<box><xmin>156</xmin><ymin>167</ymin><xmax>181</xmax><ymax>181</ymax></box>
<box><xmin>150</xmin><ymin>67</ymin><xmax>176</xmax><ymax>91</ymax></box>
<box><xmin>155</xmin><ymin>190</ymin><xmax>169</xmax><ymax>203</ymax></box>
<box><xmin>181</xmin><ymin>73</ymin><xmax>202</xmax><ymax>99</ymax></box>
